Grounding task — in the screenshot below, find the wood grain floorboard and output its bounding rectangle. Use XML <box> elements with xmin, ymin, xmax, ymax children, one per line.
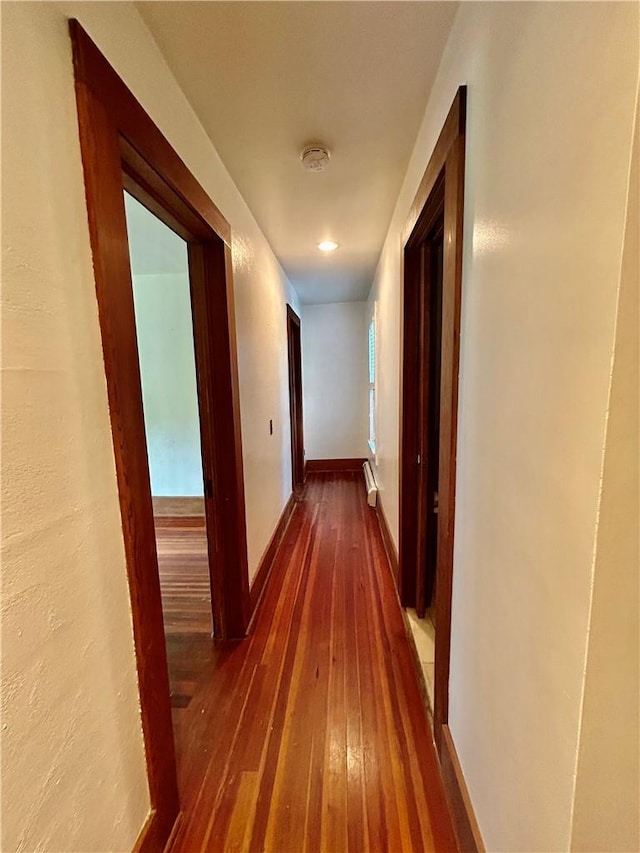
<box><xmin>165</xmin><ymin>473</ymin><xmax>457</xmax><ymax>852</ymax></box>
<box><xmin>155</xmin><ymin>518</ymin><xmax>213</xmax><ymax>711</ymax></box>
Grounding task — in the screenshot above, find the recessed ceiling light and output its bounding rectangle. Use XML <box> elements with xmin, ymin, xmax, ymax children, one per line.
<box><xmin>318</xmin><ymin>240</ymin><xmax>338</xmax><ymax>252</ymax></box>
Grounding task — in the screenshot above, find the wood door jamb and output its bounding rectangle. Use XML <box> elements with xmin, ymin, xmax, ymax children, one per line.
<box><xmin>70</xmin><ymin>20</ymin><xmax>251</xmax><ymax>850</ymax></box>
<box><xmin>399</xmin><ymin>86</ymin><xmax>467</xmax><ymax>746</ymax></box>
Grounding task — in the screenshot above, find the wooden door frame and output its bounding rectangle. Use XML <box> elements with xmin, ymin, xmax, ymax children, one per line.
<box><xmin>410</xmin><ymin>189</ymin><xmax>445</xmax><ymax>621</ymax></box>
<box><xmin>399</xmin><ymin>87</ymin><xmax>466</xmax><ymax>748</ymax></box>
<box><xmin>70</xmin><ymin>21</ymin><xmax>251</xmax><ymax>851</ymax></box>
<box><xmin>286</xmin><ymin>305</ymin><xmax>305</xmax><ymax>492</ymax></box>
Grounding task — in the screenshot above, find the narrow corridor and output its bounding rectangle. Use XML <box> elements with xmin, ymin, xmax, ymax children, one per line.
<box><xmin>168</xmin><ymin>473</ymin><xmax>456</xmax><ymax>852</ymax></box>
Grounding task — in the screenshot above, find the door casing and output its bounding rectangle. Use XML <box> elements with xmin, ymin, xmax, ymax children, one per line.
<box><xmin>412</xmin><ymin>214</ymin><xmax>445</xmax><ymax>620</ymax></box>
<box><xmin>399</xmin><ymin>87</ymin><xmax>467</xmax><ymax>748</ymax></box>
<box><xmin>70</xmin><ymin>21</ymin><xmax>251</xmax><ymax>851</ymax></box>
<box><xmin>287</xmin><ymin>305</ymin><xmax>305</xmax><ymax>492</ymax></box>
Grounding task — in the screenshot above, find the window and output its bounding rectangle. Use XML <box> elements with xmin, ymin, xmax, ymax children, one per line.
<box><xmin>368</xmin><ymin>316</ymin><xmax>376</xmax><ymax>453</ymax></box>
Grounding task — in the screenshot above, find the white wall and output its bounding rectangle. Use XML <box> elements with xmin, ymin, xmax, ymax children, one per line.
<box><xmin>301</xmin><ymin>302</ymin><xmax>368</xmax><ymax>460</ymax></box>
<box><xmin>132</xmin><ymin>273</ymin><xmax>204</xmax><ymax>497</ymax></box>
<box><xmin>1</xmin><ymin>2</ymin><xmax>299</xmax><ymax>850</ymax></box>
<box><xmin>367</xmin><ymin>3</ymin><xmax>639</xmax><ymax>851</ymax></box>
<box><xmin>571</xmin><ymin>92</ymin><xmax>639</xmax><ymax>853</ymax></box>
<box><xmin>126</xmin><ymin>192</ymin><xmax>204</xmax><ymax>498</ymax></box>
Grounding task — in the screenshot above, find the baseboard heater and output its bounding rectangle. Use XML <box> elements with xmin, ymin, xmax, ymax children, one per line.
<box><xmin>363</xmin><ymin>460</ymin><xmax>378</xmax><ymax>508</ymax></box>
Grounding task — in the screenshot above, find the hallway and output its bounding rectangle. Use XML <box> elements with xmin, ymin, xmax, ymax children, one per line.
<box><xmin>4</xmin><ymin>3</ymin><xmax>639</xmax><ymax>850</ymax></box>
<box><xmin>169</xmin><ymin>473</ymin><xmax>456</xmax><ymax>852</ymax></box>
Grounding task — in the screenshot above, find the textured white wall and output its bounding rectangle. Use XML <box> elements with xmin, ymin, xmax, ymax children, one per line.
<box><xmin>301</xmin><ymin>302</ymin><xmax>368</xmax><ymax>460</ymax></box>
<box><xmin>367</xmin><ymin>3</ymin><xmax>639</xmax><ymax>850</ymax></box>
<box><xmin>1</xmin><ymin>1</ymin><xmax>300</xmax><ymax>849</ymax></box>
<box><xmin>1</xmin><ymin>5</ymin><xmax>150</xmax><ymax>850</ymax></box>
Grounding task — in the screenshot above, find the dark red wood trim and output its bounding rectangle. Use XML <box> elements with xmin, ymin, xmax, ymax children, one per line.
<box><xmin>374</xmin><ymin>493</ymin><xmax>399</xmax><ymax>586</ymax></box>
<box><xmin>70</xmin><ymin>44</ymin><xmax>179</xmax><ymax>837</ymax></box>
<box><xmin>69</xmin><ymin>20</ymin><xmax>251</xmax><ymax>849</ymax></box>
<box><xmin>305</xmin><ymin>458</ymin><xmax>367</xmax><ymax>472</ymax></box>
<box><xmin>399</xmin><ymin>242</ymin><xmax>422</xmax><ymax>606</ymax></box>
<box><xmin>399</xmin><ymin>86</ymin><xmax>467</xmax><ymax>744</ymax></box>
<box><xmin>434</xmin><ymin>127</ymin><xmax>466</xmax><ymax>737</ymax></box>
<box><xmin>133</xmin><ymin>809</ymin><xmax>181</xmax><ymax>853</ymax></box>
<box><xmin>188</xmin><ymin>239</ymin><xmax>250</xmax><ymax>638</ymax></box>
<box><xmin>402</xmin><ymin>93</ymin><xmax>466</xmax><ymax>246</ymax></box>
<box><xmin>248</xmin><ymin>492</ymin><xmax>297</xmax><ymax>623</ymax></box>
<box><xmin>440</xmin><ymin>726</ymin><xmax>485</xmax><ymax>853</ymax></box>
<box><xmin>70</xmin><ymin>22</ymin><xmax>230</xmax><ymax>245</ymax></box>
<box><xmin>132</xmin><ymin>810</ymin><xmax>154</xmax><ymax>853</ymax></box>
<box><xmin>286</xmin><ymin>306</ymin><xmax>305</xmax><ymax>493</ymax></box>
<box><xmin>399</xmin><ymin>639</ymin><xmax>483</xmax><ymax>851</ymax></box>
<box><xmin>399</xmin><ymin>144</ymin><xmax>448</xmax><ymax>611</ymax></box>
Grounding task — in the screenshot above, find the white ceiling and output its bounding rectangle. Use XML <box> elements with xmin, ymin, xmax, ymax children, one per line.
<box><xmin>136</xmin><ymin>1</ymin><xmax>458</xmax><ymax>303</ymax></box>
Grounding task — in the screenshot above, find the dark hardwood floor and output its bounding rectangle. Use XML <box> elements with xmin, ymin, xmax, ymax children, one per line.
<box><xmin>157</xmin><ymin>473</ymin><xmax>457</xmax><ymax>852</ymax></box>
<box><xmin>155</xmin><ymin>516</ymin><xmax>212</xmax><ymax>711</ymax></box>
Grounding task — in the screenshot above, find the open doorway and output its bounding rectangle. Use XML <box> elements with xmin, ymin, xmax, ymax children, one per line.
<box><xmin>124</xmin><ymin>193</ymin><xmax>213</xmax><ymax>715</ymax></box>
<box><xmin>403</xmin><ymin>197</ymin><xmax>445</xmax><ymax>714</ymax></box>
<box><xmin>399</xmin><ymin>87</ymin><xmax>466</xmax><ymax>750</ymax></box>
<box><xmin>71</xmin><ymin>21</ymin><xmax>252</xmax><ymax>846</ymax></box>
<box><xmin>287</xmin><ymin>305</ymin><xmax>305</xmax><ymax>492</ymax></box>
<box><xmin>417</xmin><ymin>222</ymin><xmax>444</xmax><ymax>621</ymax></box>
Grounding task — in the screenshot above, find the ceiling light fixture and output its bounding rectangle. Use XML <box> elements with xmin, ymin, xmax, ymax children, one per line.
<box><xmin>318</xmin><ymin>240</ymin><xmax>338</xmax><ymax>252</ymax></box>
<box><xmin>301</xmin><ymin>145</ymin><xmax>331</xmax><ymax>173</ymax></box>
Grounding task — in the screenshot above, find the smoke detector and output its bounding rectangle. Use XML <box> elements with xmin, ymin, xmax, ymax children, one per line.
<box><xmin>301</xmin><ymin>145</ymin><xmax>331</xmax><ymax>173</ymax></box>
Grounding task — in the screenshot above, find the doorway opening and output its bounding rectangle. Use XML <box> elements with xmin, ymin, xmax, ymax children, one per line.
<box><xmin>124</xmin><ymin>192</ymin><xmax>213</xmax><ymax>718</ymax></box>
<box><xmin>399</xmin><ymin>87</ymin><xmax>466</xmax><ymax>752</ymax></box>
<box><xmin>403</xmin><ymin>195</ymin><xmax>445</xmax><ymax>714</ymax></box>
<box><xmin>287</xmin><ymin>305</ymin><xmax>305</xmax><ymax>493</ymax></box>
<box><xmin>71</xmin><ymin>21</ymin><xmax>251</xmax><ymax>848</ymax></box>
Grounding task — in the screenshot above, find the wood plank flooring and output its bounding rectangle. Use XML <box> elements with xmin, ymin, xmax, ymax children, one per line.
<box><xmin>159</xmin><ymin>473</ymin><xmax>457</xmax><ymax>852</ymax></box>
<box><xmin>155</xmin><ymin>517</ymin><xmax>212</xmax><ymax>710</ymax></box>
